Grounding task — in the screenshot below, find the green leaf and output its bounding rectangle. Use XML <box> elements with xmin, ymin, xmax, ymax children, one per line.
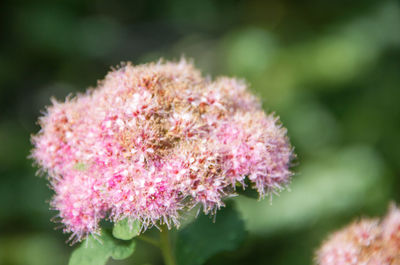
<box><xmin>237</xmin><ymin>187</ymin><xmax>259</xmax><ymax>199</ymax></box>
<box><xmin>110</xmin><ymin>241</ymin><xmax>135</xmax><ymax>260</ymax></box>
<box><xmin>112</xmin><ymin>219</ymin><xmax>141</xmax><ymax>240</ymax></box>
<box><xmin>175</xmin><ymin>202</ymin><xmax>246</xmax><ymax>265</ymax></box>
<box><xmin>68</xmin><ymin>230</ymin><xmax>135</xmax><ymax>265</ymax></box>
<box><xmin>73</xmin><ymin>162</ymin><xmax>88</xmax><ymax>171</ymax></box>
<box><xmin>236</xmin><ymin>178</ymin><xmax>259</xmax><ymax>199</ymax></box>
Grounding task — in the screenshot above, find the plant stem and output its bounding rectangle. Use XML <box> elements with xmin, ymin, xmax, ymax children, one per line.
<box><xmin>137</xmin><ymin>235</ymin><xmax>160</xmax><ymax>247</ymax></box>
<box><xmin>160</xmin><ymin>228</ymin><xmax>176</xmax><ymax>265</ymax></box>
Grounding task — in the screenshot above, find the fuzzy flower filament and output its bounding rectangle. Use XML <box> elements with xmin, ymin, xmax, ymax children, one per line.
<box><xmin>316</xmin><ymin>204</ymin><xmax>400</xmax><ymax>265</ymax></box>
<box><xmin>31</xmin><ymin>59</ymin><xmax>293</xmax><ymax>243</ymax></box>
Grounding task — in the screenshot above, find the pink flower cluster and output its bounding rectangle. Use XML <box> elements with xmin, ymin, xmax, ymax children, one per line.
<box><xmin>316</xmin><ymin>204</ymin><xmax>400</xmax><ymax>265</ymax></box>
<box><xmin>31</xmin><ymin>59</ymin><xmax>293</xmax><ymax>242</ymax></box>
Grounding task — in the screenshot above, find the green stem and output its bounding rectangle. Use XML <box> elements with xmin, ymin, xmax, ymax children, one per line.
<box><xmin>137</xmin><ymin>235</ymin><xmax>160</xmax><ymax>247</ymax></box>
<box><xmin>160</xmin><ymin>228</ymin><xmax>176</xmax><ymax>265</ymax></box>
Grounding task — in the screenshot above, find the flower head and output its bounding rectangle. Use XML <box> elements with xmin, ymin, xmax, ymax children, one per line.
<box><xmin>31</xmin><ymin>59</ymin><xmax>293</xmax><ymax>243</ymax></box>
<box><xmin>316</xmin><ymin>204</ymin><xmax>400</xmax><ymax>265</ymax></box>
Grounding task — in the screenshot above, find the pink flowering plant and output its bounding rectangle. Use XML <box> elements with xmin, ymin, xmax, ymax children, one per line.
<box><xmin>31</xmin><ymin>59</ymin><xmax>294</xmax><ymax>265</ymax></box>
<box><xmin>316</xmin><ymin>204</ymin><xmax>400</xmax><ymax>265</ymax></box>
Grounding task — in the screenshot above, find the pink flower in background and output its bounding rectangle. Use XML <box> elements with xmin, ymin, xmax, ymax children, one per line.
<box><xmin>31</xmin><ymin>59</ymin><xmax>293</xmax><ymax>243</ymax></box>
<box><xmin>316</xmin><ymin>204</ymin><xmax>400</xmax><ymax>265</ymax></box>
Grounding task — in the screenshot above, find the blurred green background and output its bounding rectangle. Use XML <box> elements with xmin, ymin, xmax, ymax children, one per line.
<box><xmin>1</xmin><ymin>0</ymin><xmax>399</xmax><ymax>264</ymax></box>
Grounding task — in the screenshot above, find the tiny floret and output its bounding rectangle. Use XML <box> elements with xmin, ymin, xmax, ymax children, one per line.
<box><xmin>316</xmin><ymin>204</ymin><xmax>400</xmax><ymax>265</ymax></box>
<box><xmin>31</xmin><ymin>59</ymin><xmax>293</xmax><ymax>243</ymax></box>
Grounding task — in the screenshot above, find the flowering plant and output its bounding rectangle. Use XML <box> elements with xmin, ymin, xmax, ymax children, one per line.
<box><xmin>316</xmin><ymin>204</ymin><xmax>400</xmax><ymax>265</ymax></box>
<box><xmin>31</xmin><ymin>59</ymin><xmax>294</xmax><ymax>265</ymax></box>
